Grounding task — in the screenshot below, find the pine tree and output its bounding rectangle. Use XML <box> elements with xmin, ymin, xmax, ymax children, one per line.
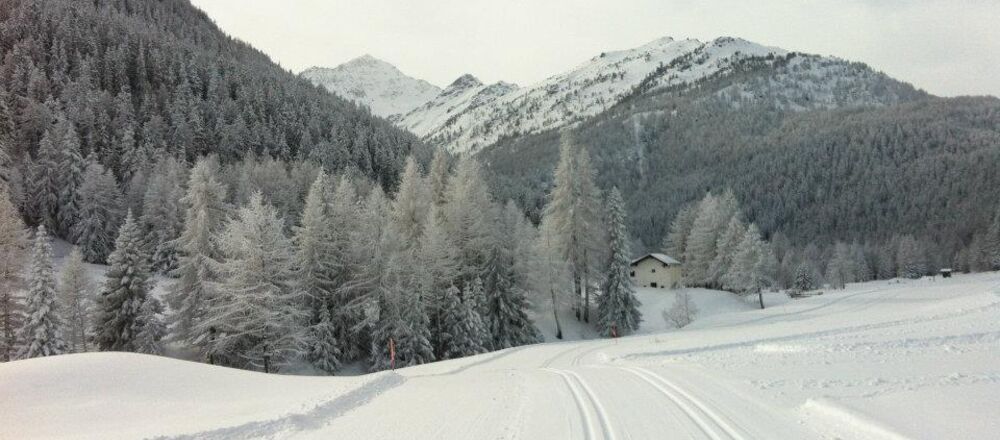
<box><xmin>96</xmin><ymin>211</ymin><xmax>154</xmax><ymax>351</ymax></box>
<box><xmin>597</xmin><ymin>188</ymin><xmax>642</xmax><ymax>337</ymax></box>
<box><xmin>16</xmin><ymin>226</ymin><xmax>66</xmax><ymax>359</ymax></box>
<box><xmin>73</xmin><ymin>159</ymin><xmax>124</xmax><ymax>263</ymax></box>
<box><xmin>201</xmin><ymin>193</ymin><xmax>305</xmax><ymax>371</ymax></box>
<box><xmin>59</xmin><ymin>247</ymin><xmax>92</xmax><ymax>353</ymax></box>
<box><xmin>0</xmin><ymin>187</ymin><xmax>28</xmax><ymax>361</ymax></box>
<box><xmin>167</xmin><ymin>156</ymin><xmax>227</xmax><ymax>353</ymax></box>
<box><xmin>438</xmin><ymin>285</ymin><xmax>487</xmax><ymax>359</ymax></box>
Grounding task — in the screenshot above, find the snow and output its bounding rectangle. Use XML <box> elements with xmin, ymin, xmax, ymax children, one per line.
<box><xmin>300</xmin><ymin>55</ymin><xmax>441</xmax><ymax>120</ymax></box>
<box><xmin>4</xmin><ymin>272</ymin><xmax>999</xmax><ymax>438</ymax></box>
<box><xmin>631</xmin><ymin>253</ymin><xmax>681</xmax><ymax>266</ymax></box>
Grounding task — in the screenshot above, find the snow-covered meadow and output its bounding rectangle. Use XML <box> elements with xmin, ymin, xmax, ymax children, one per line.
<box><xmin>4</xmin><ymin>272</ymin><xmax>998</xmax><ymax>439</ymax></box>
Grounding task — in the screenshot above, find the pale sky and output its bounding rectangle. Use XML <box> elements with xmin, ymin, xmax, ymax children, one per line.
<box><xmin>189</xmin><ymin>0</ymin><xmax>999</xmax><ymax>97</ymax></box>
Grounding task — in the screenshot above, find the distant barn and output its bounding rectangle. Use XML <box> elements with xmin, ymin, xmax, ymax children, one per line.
<box><xmin>629</xmin><ymin>253</ymin><xmax>682</xmax><ymax>289</ymax></box>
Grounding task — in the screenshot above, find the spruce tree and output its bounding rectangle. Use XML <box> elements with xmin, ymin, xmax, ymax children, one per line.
<box><xmin>54</xmin><ymin>118</ymin><xmax>85</xmax><ymax>238</ymax></box>
<box><xmin>31</xmin><ymin>124</ymin><xmax>61</xmax><ymax>231</ymax></box>
<box><xmin>438</xmin><ymin>285</ymin><xmax>487</xmax><ymax>360</ymax></box>
<box><xmin>140</xmin><ymin>157</ymin><xmax>187</xmax><ymax>274</ymax></box>
<box><xmin>96</xmin><ymin>211</ymin><xmax>154</xmax><ymax>351</ymax></box>
<box><xmin>793</xmin><ymin>262</ymin><xmax>816</xmax><ymax>291</ymax></box>
<box><xmin>134</xmin><ymin>296</ymin><xmax>166</xmax><ymax>355</ymax></box>
<box><xmin>73</xmin><ymin>159</ymin><xmax>124</xmax><ymax>263</ymax></box>
<box><xmin>59</xmin><ymin>247</ymin><xmax>93</xmax><ymax>353</ymax></box>
<box><xmin>16</xmin><ymin>226</ymin><xmax>66</xmax><ymax>359</ymax></box>
<box><xmin>306</xmin><ymin>302</ymin><xmax>341</xmax><ymax>374</ymax></box>
<box><xmin>597</xmin><ymin>188</ymin><xmax>642</xmax><ymax>337</ymax></box>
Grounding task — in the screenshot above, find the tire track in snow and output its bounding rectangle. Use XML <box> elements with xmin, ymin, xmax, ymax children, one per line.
<box><xmin>622</xmin><ymin>367</ymin><xmax>746</xmax><ymax>440</ymax></box>
<box><xmin>543</xmin><ymin>368</ymin><xmax>617</xmax><ymax>440</ymax></box>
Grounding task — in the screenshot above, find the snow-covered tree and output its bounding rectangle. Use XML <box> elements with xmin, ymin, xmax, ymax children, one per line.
<box><xmin>16</xmin><ymin>226</ymin><xmax>66</xmax><ymax>359</ymax></box>
<box><xmin>663</xmin><ymin>205</ymin><xmax>697</xmax><ymax>262</ymax></box>
<box><xmin>0</xmin><ymin>187</ymin><xmax>27</xmax><ymax>361</ymax></box>
<box><xmin>442</xmin><ymin>156</ymin><xmax>494</xmax><ymax>284</ymax></box>
<box><xmin>166</xmin><ymin>156</ymin><xmax>227</xmax><ymax>353</ymax></box>
<box><xmin>140</xmin><ymin>157</ymin><xmax>187</xmax><ymax>273</ymax></box>
<box><xmin>95</xmin><ymin>212</ymin><xmax>154</xmax><ymax>351</ymax></box>
<box><xmin>663</xmin><ymin>291</ymin><xmax>698</xmax><ymax>329</ymax></box>
<box><xmin>723</xmin><ymin>224</ymin><xmax>775</xmax><ymax>308</ymax></box>
<box><xmin>711</xmin><ymin>215</ymin><xmax>746</xmax><ymax>289</ymax></box>
<box><xmin>134</xmin><ymin>296</ymin><xmax>166</xmax><ymax>355</ymax></box>
<box><xmin>825</xmin><ymin>242</ymin><xmax>854</xmax><ymax>289</ymax></box>
<box><xmin>597</xmin><ymin>188</ymin><xmax>642</xmax><ymax>337</ymax></box>
<box><xmin>306</xmin><ymin>302</ymin><xmax>341</xmax><ymax>374</ymax></box>
<box><xmin>437</xmin><ymin>285</ymin><xmax>487</xmax><ymax>360</ymax></box>
<box><xmin>200</xmin><ymin>193</ymin><xmax>305</xmax><ymax>371</ymax></box>
<box><xmin>428</xmin><ymin>149</ymin><xmax>450</xmax><ymax>206</ymax></box>
<box><xmin>53</xmin><ymin>118</ymin><xmax>85</xmax><ymax>238</ymax></box>
<box><xmin>483</xmin><ymin>202</ymin><xmax>541</xmax><ymax>349</ymax></box>
<box><xmin>391</xmin><ymin>156</ymin><xmax>431</xmax><ymax>248</ymax></box>
<box><xmin>540</xmin><ymin>132</ymin><xmax>604</xmax><ymax>322</ymax></box>
<box><xmin>72</xmin><ymin>159</ymin><xmax>124</xmax><ymax>263</ymax></box>
<box><xmin>30</xmin><ymin>123</ymin><xmax>62</xmax><ymax>231</ymax></box>
<box><xmin>684</xmin><ymin>193</ymin><xmax>726</xmax><ymax>287</ymax></box>
<box><xmin>793</xmin><ymin>262</ymin><xmax>817</xmax><ymax>291</ymax></box>
<box><xmin>532</xmin><ymin>230</ymin><xmax>574</xmax><ymax>340</ymax></box>
<box><xmin>369</xmin><ymin>246</ymin><xmax>435</xmax><ymax>371</ymax></box>
<box><xmin>59</xmin><ymin>247</ymin><xmax>92</xmax><ymax>353</ymax></box>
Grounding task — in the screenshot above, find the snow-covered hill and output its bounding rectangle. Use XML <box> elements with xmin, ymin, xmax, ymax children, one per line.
<box><xmin>301</xmin><ymin>55</ymin><xmax>441</xmax><ymax>120</ymax></box>
<box><xmin>5</xmin><ymin>272</ymin><xmax>999</xmax><ymax>439</ymax></box>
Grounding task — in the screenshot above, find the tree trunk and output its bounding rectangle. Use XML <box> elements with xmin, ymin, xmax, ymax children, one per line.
<box><xmin>550</xmin><ymin>286</ymin><xmax>563</xmax><ymax>340</ymax></box>
<box><xmin>758</xmin><ymin>291</ymin><xmax>765</xmax><ymax>309</ymax></box>
<box><xmin>583</xmin><ymin>249</ymin><xmax>590</xmax><ymax>323</ymax></box>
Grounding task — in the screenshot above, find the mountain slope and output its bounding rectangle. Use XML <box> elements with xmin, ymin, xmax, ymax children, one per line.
<box><xmin>0</xmin><ymin>0</ymin><xmax>424</xmax><ymax>191</ymax></box>
<box><xmin>301</xmin><ymin>55</ymin><xmax>441</xmax><ymax>120</ymax></box>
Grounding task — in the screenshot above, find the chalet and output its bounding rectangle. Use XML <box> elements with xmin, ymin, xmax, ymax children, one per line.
<box><xmin>629</xmin><ymin>253</ymin><xmax>682</xmax><ymax>289</ymax></box>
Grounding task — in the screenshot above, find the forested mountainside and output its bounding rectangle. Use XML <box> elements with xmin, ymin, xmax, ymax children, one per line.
<box><xmin>0</xmin><ymin>0</ymin><xmax>425</xmax><ymax>211</ymax></box>
<box><xmin>479</xmin><ymin>54</ymin><xmax>1000</xmax><ymax>266</ymax></box>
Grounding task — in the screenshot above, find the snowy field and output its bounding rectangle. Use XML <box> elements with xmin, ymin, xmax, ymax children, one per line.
<box><xmin>3</xmin><ymin>272</ymin><xmax>1000</xmax><ymax>439</ymax></box>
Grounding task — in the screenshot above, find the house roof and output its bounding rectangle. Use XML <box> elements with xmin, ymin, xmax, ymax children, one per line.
<box><xmin>630</xmin><ymin>253</ymin><xmax>681</xmax><ymax>266</ymax></box>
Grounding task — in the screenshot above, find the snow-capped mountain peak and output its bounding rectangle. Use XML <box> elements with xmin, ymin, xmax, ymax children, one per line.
<box><xmin>301</xmin><ymin>55</ymin><xmax>441</xmax><ymax>120</ymax></box>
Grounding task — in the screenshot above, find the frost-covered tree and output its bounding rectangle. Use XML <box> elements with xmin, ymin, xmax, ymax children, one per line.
<box><xmin>825</xmin><ymin>242</ymin><xmax>854</xmax><ymax>289</ymax></box>
<box><xmin>167</xmin><ymin>156</ymin><xmax>227</xmax><ymax>352</ymax></box>
<box><xmin>438</xmin><ymin>285</ymin><xmax>487</xmax><ymax>360</ymax></box>
<box><xmin>59</xmin><ymin>247</ymin><xmax>93</xmax><ymax>353</ymax></box>
<box><xmin>442</xmin><ymin>157</ymin><xmax>494</xmax><ymax>284</ymax></box>
<box><xmin>428</xmin><ymin>149</ymin><xmax>450</xmax><ymax>206</ymax></box>
<box><xmin>711</xmin><ymin>216</ymin><xmax>746</xmax><ymax>288</ymax></box>
<box><xmin>540</xmin><ymin>132</ymin><xmax>604</xmax><ymax>322</ymax></box>
<box><xmin>16</xmin><ymin>226</ymin><xmax>66</xmax><ymax>359</ymax></box>
<box><xmin>793</xmin><ymin>262</ymin><xmax>817</xmax><ymax>291</ymax></box>
<box><xmin>391</xmin><ymin>156</ymin><xmax>431</xmax><ymax>248</ymax></box>
<box><xmin>30</xmin><ymin>124</ymin><xmax>62</xmax><ymax>231</ymax></box>
<box><xmin>684</xmin><ymin>193</ymin><xmax>727</xmax><ymax>287</ymax></box>
<box><xmin>896</xmin><ymin>235</ymin><xmax>926</xmax><ymax>279</ymax></box>
<box><xmin>0</xmin><ymin>187</ymin><xmax>27</xmax><ymax>361</ymax></box>
<box><xmin>369</xmin><ymin>246</ymin><xmax>435</xmax><ymax>371</ymax></box>
<box><xmin>72</xmin><ymin>159</ymin><xmax>124</xmax><ymax>263</ymax></box>
<box><xmin>96</xmin><ymin>212</ymin><xmax>153</xmax><ymax>351</ymax></box>
<box><xmin>532</xmin><ymin>230</ymin><xmax>573</xmax><ymax>339</ymax></box>
<box><xmin>140</xmin><ymin>157</ymin><xmax>187</xmax><ymax>274</ymax></box>
<box><xmin>597</xmin><ymin>188</ymin><xmax>642</xmax><ymax>337</ymax></box>
<box><xmin>663</xmin><ymin>291</ymin><xmax>698</xmax><ymax>329</ymax></box>
<box><xmin>483</xmin><ymin>202</ymin><xmax>541</xmax><ymax>349</ymax></box>
<box><xmin>201</xmin><ymin>193</ymin><xmax>305</xmax><ymax>371</ymax></box>
<box><xmin>53</xmin><ymin>118</ymin><xmax>86</xmax><ymax>238</ymax></box>
<box><xmin>723</xmin><ymin>224</ymin><xmax>775</xmax><ymax>308</ymax></box>
<box><xmin>663</xmin><ymin>205</ymin><xmax>697</xmax><ymax>261</ymax></box>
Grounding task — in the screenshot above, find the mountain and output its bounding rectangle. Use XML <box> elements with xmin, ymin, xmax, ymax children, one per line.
<box><xmin>399</xmin><ymin>36</ymin><xmax>922</xmax><ymax>154</ymax></box>
<box><xmin>301</xmin><ymin>55</ymin><xmax>441</xmax><ymax>121</ymax></box>
<box><xmin>0</xmin><ymin>0</ymin><xmax>425</xmax><ymax>195</ymax></box>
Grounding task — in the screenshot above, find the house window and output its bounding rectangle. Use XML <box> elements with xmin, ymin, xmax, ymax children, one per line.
<box><xmin>630</xmin><ymin>271</ymin><xmax>635</xmax><ymax>277</ymax></box>
<box><xmin>651</xmin><ymin>282</ymin><xmax>658</xmax><ymax>288</ymax></box>
<box><xmin>651</xmin><ymin>268</ymin><xmax>656</xmax><ymax>273</ymax></box>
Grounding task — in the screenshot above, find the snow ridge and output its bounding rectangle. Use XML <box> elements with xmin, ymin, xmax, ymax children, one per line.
<box><xmin>301</xmin><ymin>55</ymin><xmax>441</xmax><ymax>120</ymax></box>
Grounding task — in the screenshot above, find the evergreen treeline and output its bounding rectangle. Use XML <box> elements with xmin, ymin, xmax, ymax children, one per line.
<box><xmin>0</xmin><ymin>0</ymin><xmax>426</xmax><ymax>235</ymax></box>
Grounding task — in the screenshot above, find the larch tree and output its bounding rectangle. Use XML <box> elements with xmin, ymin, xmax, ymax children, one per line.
<box><xmin>95</xmin><ymin>211</ymin><xmax>154</xmax><ymax>351</ymax></box>
<box><xmin>391</xmin><ymin>156</ymin><xmax>431</xmax><ymax>248</ymax></box>
<box><xmin>442</xmin><ymin>156</ymin><xmax>493</xmax><ymax>286</ymax></box>
<box><xmin>896</xmin><ymin>235</ymin><xmax>926</xmax><ymax>279</ymax></box>
<box><xmin>0</xmin><ymin>186</ymin><xmax>27</xmax><ymax>361</ymax></box>
<box><xmin>72</xmin><ymin>158</ymin><xmax>124</xmax><ymax>263</ymax></box>
<box><xmin>294</xmin><ymin>170</ymin><xmax>342</xmax><ymax>371</ymax></box>
<box><xmin>428</xmin><ymin>148</ymin><xmax>450</xmax><ymax>207</ymax></box>
<box><xmin>16</xmin><ymin>226</ymin><xmax>66</xmax><ymax>359</ymax></box>
<box><xmin>711</xmin><ymin>215</ymin><xmax>746</xmax><ymax>289</ymax></box>
<box><xmin>167</xmin><ymin>156</ymin><xmax>227</xmax><ymax>354</ymax></box>
<box><xmin>684</xmin><ymin>193</ymin><xmax>724</xmax><ymax>287</ymax></box>
<box><xmin>825</xmin><ymin>242</ymin><xmax>854</xmax><ymax>289</ymax></box>
<box><xmin>663</xmin><ymin>204</ymin><xmax>697</xmax><ymax>261</ymax></box>
<box><xmin>723</xmin><ymin>224</ymin><xmax>775</xmax><ymax>309</ymax></box>
<box><xmin>202</xmin><ymin>192</ymin><xmax>305</xmax><ymax>372</ymax></box>
<box><xmin>597</xmin><ymin>188</ymin><xmax>642</xmax><ymax>337</ymax></box>
<box><xmin>59</xmin><ymin>247</ymin><xmax>93</xmax><ymax>353</ymax></box>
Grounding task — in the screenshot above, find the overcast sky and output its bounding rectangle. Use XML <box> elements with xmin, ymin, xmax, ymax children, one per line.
<box><xmin>189</xmin><ymin>0</ymin><xmax>998</xmax><ymax>97</ymax></box>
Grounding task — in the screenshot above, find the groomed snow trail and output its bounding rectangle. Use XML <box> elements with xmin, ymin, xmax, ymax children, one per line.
<box><xmin>4</xmin><ymin>273</ymin><xmax>1000</xmax><ymax>439</ymax></box>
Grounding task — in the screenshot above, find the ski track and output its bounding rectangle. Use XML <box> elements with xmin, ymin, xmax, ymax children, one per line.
<box><xmin>157</xmin><ymin>372</ymin><xmax>404</xmax><ymax>440</ymax></box>
<box><xmin>621</xmin><ymin>366</ymin><xmax>746</xmax><ymax>440</ymax></box>
<box><xmin>544</xmin><ymin>368</ymin><xmax>617</xmax><ymax>440</ymax></box>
